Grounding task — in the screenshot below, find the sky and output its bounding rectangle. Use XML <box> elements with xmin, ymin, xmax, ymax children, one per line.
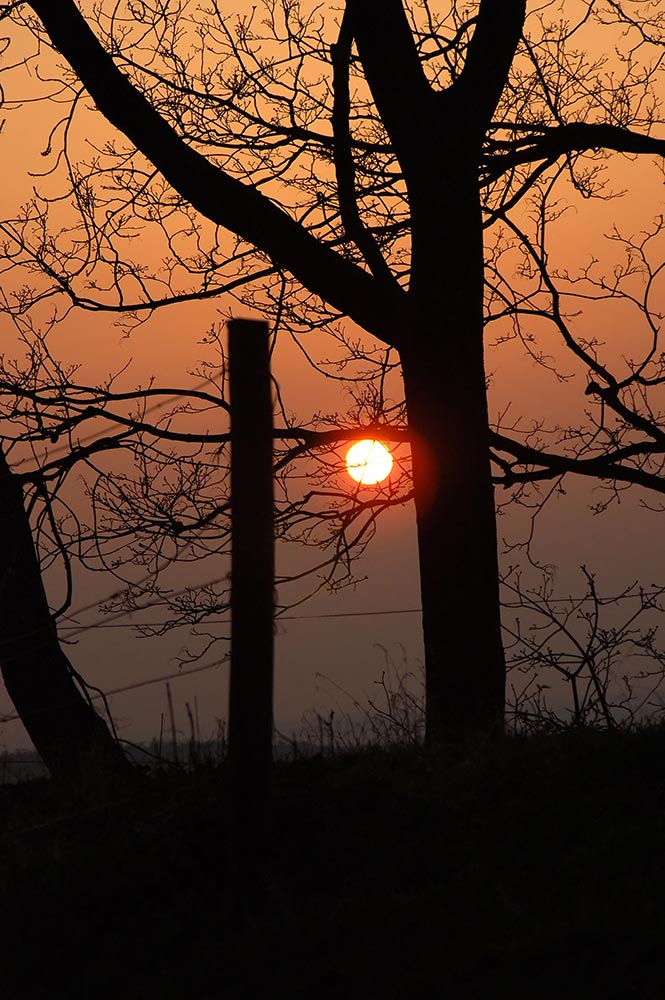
<box><xmin>1</xmin><ymin>2</ymin><xmax>665</xmax><ymax>752</ymax></box>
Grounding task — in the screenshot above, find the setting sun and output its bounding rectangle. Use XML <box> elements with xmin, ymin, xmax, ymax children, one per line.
<box><xmin>345</xmin><ymin>440</ymin><xmax>393</xmax><ymax>485</ymax></box>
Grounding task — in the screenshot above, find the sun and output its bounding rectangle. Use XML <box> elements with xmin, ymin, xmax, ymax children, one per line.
<box><xmin>345</xmin><ymin>439</ymin><xmax>393</xmax><ymax>485</ymax></box>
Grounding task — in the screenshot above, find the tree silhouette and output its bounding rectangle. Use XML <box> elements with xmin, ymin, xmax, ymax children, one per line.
<box><xmin>0</xmin><ymin>332</ymin><xmax>412</xmax><ymax>765</ymax></box>
<box><xmin>2</xmin><ymin>1</ymin><xmax>665</xmax><ymax>743</ymax></box>
<box><xmin>0</xmin><ymin>444</ymin><xmax>128</xmax><ymax>779</ymax></box>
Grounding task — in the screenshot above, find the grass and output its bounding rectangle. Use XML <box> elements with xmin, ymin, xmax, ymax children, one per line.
<box><xmin>2</xmin><ymin>725</ymin><xmax>665</xmax><ymax>999</ymax></box>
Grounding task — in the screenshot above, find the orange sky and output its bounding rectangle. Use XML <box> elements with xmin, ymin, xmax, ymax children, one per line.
<box><xmin>1</xmin><ymin>3</ymin><xmax>665</xmax><ymax>751</ymax></box>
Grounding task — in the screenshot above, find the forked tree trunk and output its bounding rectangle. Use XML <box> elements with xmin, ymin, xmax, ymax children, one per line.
<box><xmin>0</xmin><ymin>448</ymin><xmax>129</xmax><ymax>781</ymax></box>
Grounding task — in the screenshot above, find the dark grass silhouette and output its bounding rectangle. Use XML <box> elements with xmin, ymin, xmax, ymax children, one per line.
<box><xmin>2</xmin><ymin>725</ymin><xmax>665</xmax><ymax>999</ymax></box>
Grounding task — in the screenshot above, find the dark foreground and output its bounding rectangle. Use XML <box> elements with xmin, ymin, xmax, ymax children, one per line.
<box><xmin>2</xmin><ymin>726</ymin><xmax>665</xmax><ymax>999</ymax></box>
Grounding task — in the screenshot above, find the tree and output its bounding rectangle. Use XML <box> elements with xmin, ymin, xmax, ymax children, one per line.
<box><xmin>0</xmin><ymin>444</ymin><xmax>128</xmax><ymax>779</ymax></box>
<box><xmin>0</xmin><ymin>322</ymin><xmax>412</xmax><ymax>764</ymax></box>
<box><xmin>2</xmin><ymin>1</ymin><xmax>665</xmax><ymax>743</ymax></box>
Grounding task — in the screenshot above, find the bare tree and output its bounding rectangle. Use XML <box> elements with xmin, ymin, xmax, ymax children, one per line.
<box><xmin>504</xmin><ymin>567</ymin><xmax>665</xmax><ymax>731</ymax></box>
<box><xmin>2</xmin><ymin>1</ymin><xmax>665</xmax><ymax>744</ymax></box>
<box><xmin>0</xmin><ymin>325</ymin><xmax>412</xmax><ymax>763</ymax></box>
<box><xmin>0</xmin><ymin>444</ymin><xmax>128</xmax><ymax>779</ymax></box>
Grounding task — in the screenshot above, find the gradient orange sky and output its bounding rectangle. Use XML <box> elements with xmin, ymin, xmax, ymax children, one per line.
<box><xmin>1</xmin><ymin>3</ymin><xmax>665</xmax><ymax>750</ymax></box>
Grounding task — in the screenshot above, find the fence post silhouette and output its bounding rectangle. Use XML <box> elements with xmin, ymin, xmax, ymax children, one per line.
<box><xmin>227</xmin><ymin>318</ymin><xmax>274</xmax><ymax>860</ymax></box>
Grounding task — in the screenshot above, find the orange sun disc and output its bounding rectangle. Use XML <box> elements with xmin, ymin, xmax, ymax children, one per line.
<box><xmin>345</xmin><ymin>439</ymin><xmax>393</xmax><ymax>485</ymax></box>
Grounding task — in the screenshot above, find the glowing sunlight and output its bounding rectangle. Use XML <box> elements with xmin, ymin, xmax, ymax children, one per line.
<box><xmin>345</xmin><ymin>439</ymin><xmax>393</xmax><ymax>485</ymax></box>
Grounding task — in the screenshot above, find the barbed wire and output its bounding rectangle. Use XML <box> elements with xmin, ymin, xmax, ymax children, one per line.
<box><xmin>56</xmin><ymin>585</ymin><xmax>665</xmax><ymax>633</ymax></box>
<box><xmin>58</xmin><ymin>571</ymin><xmax>232</xmax><ymax>632</ymax></box>
<box><xmin>59</xmin><ymin>605</ymin><xmax>424</xmax><ymax>631</ymax></box>
<box><xmin>59</xmin><ymin>583</ymin><xmax>665</xmax><ymax>635</ymax></box>
<box><xmin>1</xmin><ymin>567</ymin><xmax>664</xmax><ymax>729</ymax></box>
<box><xmin>3</xmin><ymin>579</ymin><xmax>663</xmax><ymax>660</ymax></box>
<box><xmin>0</xmin><ymin>655</ymin><xmax>229</xmax><ymax>725</ymax></box>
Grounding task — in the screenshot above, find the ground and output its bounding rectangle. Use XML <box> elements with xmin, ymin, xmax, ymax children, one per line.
<box><xmin>2</xmin><ymin>727</ymin><xmax>665</xmax><ymax>999</ymax></box>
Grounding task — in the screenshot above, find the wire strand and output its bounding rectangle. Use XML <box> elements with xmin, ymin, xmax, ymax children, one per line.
<box><xmin>0</xmin><ymin>655</ymin><xmax>229</xmax><ymax>725</ymax></box>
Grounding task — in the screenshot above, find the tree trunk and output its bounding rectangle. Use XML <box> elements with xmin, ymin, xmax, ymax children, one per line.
<box><xmin>404</xmin><ymin>166</ymin><xmax>505</xmax><ymax>744</ymax></box>
<box><xmin>402</xmin><ymin>334</ymin><xmax>505</xmax><ymax>743</ymax></box>
<box><xmin>0</xmin><ymin>448</ymin><xmax>129</xmax><ymax>781</ymax></box>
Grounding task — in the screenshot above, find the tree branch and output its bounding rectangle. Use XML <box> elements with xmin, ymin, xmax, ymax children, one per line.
<box><xmin>346</xmin><ymin>0</ymin><xmax>434</xmax><ymax>179</ymax></box>
<box><xmin>491</xmin><ymin>430</ymin><xmax>665</xmax><ymax>494</ymax></box>
<box><xmin>486</xmin><ymin>122</ymin><xmax>665</xmax><ymax>178</ymax></box>
<box><xmin>330</xmin><ymin>11</ymin><xmax>396</xmax><ymax>287</ymax></box>
<box><xmin>449</xmin><ymin>0</ymin><xmax>527</xmax><ymax>139</ymax></box>
<box><xmin>25</xmin><ymin>0</ymin><xmax>407</xmax><ymax>347</ymax></box>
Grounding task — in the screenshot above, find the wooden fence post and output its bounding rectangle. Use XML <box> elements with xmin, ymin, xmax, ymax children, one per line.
<box><xmin>227</xmin><ymin>318</ymin><xmax>274</xmax><ymax>830</ymax></box>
